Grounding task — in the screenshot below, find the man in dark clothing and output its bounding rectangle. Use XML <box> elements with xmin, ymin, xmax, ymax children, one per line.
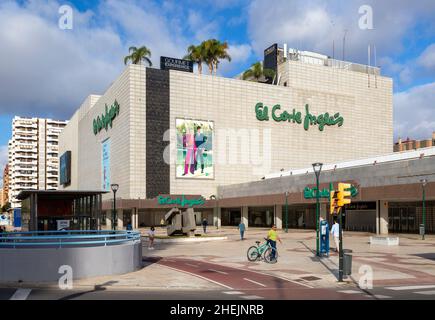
<box><xmin>202</xmin><ymin>218</ymin><xmax>208</xmax><ymax>233</ymax></box>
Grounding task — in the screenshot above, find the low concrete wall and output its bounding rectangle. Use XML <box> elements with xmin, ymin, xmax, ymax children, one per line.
<box><xmin>0</xmin><ymin>240</ymin><xmax>142</xmax><ymax>283</ymax></box>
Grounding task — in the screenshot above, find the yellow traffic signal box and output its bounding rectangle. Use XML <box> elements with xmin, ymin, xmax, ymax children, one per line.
<box><xmin>330</xmin><ymin>190</ymin><xmax>341</xmax><ymax>215</ymax></box>
<box><xmin>337</xmin><ymin>183</ymin><xmax>352</xmax><ymax>207</ymax></box>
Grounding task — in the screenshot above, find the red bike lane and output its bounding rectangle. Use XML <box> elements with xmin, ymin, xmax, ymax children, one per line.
<box><xmin>143</xmin><ymin>256</ymin><xmax>369</xmax><ymax>300</ymax></box>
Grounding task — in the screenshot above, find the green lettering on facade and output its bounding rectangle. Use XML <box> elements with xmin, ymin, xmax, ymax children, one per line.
<box><xmin>157</xmin><ymin>195</ymin><xmax>205</xmax><ymax>208</ymax></box>
<box><xmin>93</xmin><ymin>100</ymin><xmax>120</xmax><ymax>135</ymax></box>
<box><xmin>256</xmin><ymin>102</ymin><xmax>344</xmax><ymax>132</ymax></box>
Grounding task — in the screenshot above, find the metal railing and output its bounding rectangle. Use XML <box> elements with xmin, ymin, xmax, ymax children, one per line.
<box><xmin>0</xmin><ymin>230</ymin><xmax>141</xmax><ymax>248</ymax></box>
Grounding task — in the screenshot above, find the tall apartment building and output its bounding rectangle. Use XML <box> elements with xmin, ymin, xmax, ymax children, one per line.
<box><xmin>394</xmin><ymin>132</ymin><xmax>435</xmax><ymax>152</ymax></box>
<box><xmin>8</xmin><ymin>117</ymin><xmax>67</xmax><ymax>208</ymax></box>
<box><xmin>1</xmin><ymin>165</ymin><xmax>9</xmax><ymax>207</ymax></box>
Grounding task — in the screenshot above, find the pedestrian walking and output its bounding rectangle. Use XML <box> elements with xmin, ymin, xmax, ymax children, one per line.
<box><xmin>202</xmin><ymin>218</ymin><xmax>208</xmax><ymax>233</ymax></box>
<box><xmin>148</xmin><ymin>226</ymin><xmax>155</xmax><ymax>250</ymax></box>
<box><xmin>266</xmin><ymin>225</ymin><xmax>282</xmax><ymax>261</ymax></box>
<box><xmin>238</xmin><ymin>221</ymin><xmax>246</xmax><ymax>240</ymax></box>
<box><xmin>330</xmin><ymin>219</ymin><xmax>340</xmax><ymax>252</ymax></box>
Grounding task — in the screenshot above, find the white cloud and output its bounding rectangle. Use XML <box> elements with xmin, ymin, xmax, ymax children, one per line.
<box><xmin>394</xmin><ymin>82</ymin><xmax>435</xmax><ymax>140</ymax></box>
<box><xmin>247</xmin><ymin>0</ymin><xmax>435</xmax><ymax>64</ymax></box>
<box><xmin>0</xmin><ymin>0</ymin><xmax>192</xmax><ymax>120</ymax></box>
<box><xmin>418</xmin><ymin>43</ymin><xmax>435</xmax><ymax>70</ymax></box>
<box><xmin>216</xmin><ymin>43</ymin><xmax>253</xmax><ymax>75</ymax></box>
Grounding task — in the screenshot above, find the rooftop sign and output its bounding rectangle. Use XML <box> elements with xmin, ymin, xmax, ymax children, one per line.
<box><xmin>160</xmin><ymin>56</ymin><xmax>193</xmax><ymax>73</ymax></box>
<box><xmin>255</xmin><ymin>103</ymin><xmax>344</xmax><ymax>131</ymax></box>
<box><xmin>93</xmin><ymin>100</ymin><xmax>120</xmax><ymax>135</ymax></box>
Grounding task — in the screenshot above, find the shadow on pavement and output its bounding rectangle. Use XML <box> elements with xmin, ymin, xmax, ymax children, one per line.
<box><xmin>59</xmin><ymin>281</ymin><xmax>118</xmax><ymax>300</ymax></box>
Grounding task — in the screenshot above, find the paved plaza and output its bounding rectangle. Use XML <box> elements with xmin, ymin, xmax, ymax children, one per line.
<box><xmin>2</xmin><ymin>227</ymin><xmax>435</xmax><ymax>300</ymax></box>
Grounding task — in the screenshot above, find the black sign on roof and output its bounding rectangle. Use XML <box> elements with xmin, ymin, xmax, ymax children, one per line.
<box><xmin>160</xmin><ymin>56</ymin><xmax>193</xmax><ymax>73</ymax></box>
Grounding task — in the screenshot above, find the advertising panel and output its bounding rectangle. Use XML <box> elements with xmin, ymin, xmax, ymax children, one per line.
<box><xmin>59</xmin><ymin>151</ymin><xmax>71</xmax><ymax>186</ymax></box>
<box><xmin>102</xmin><ymin>139</ymin><xmax>111</xmax><ymax>191</ymax></box>
<box><xmin>176</xmin><ymin>119</ymin><xmax>214</xmax><ymax>179</ymax></box>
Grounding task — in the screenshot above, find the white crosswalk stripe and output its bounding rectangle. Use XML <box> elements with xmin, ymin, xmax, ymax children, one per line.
<box><xmin>338</xmin><ymin>290</ymin><xmax>363</xmax><ymax>294</ymax></box>
<box><xmin>415</xmin><ymin>290</ymin><xmax>435</xmax><ymax>295</ymax></box>
<box><xmin>241</xmin><ymin>295</ymin><xmax>263</xmax><ymax>300</ymax></box>
<box><xmin>223</xmin><ymin>291</ymin><xmax>245</xmax><ymax>295</ymax></box>
<box><xmin>10</xmin><ymin>289</ymin><xmax>32</xmax><ymax>300</ymax></box>
<box><xmin>385</xmin><ymin>285</ymin><xmax>435</xmax><ymax>291</ymax></box>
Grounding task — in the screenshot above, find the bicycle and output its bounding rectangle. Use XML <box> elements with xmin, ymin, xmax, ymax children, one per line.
<box><xmin>247</xmin><ymin>238</ymin><xmax>278</xmax><ymax>263</ymax></box>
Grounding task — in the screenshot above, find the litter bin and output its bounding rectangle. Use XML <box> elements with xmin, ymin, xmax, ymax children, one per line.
<box><xmin>419</xmin><ymin>224</ymin><xmax>425</xmax><ymax>236</ymax></box>
<box><xmin>343</xmin><ymin>254</ymin><xmax>352</xmax><ymax>276</ymax></box>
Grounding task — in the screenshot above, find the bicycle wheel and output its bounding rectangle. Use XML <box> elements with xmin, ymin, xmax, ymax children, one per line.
<box><xmin>247</xmin><ymin>246</ymin><xmax>260</xmax><ymax>261</ymax></box>
<box><xmin>264</xmin><ymin>247</ymin><xmax>278</xmax><ymax>264</ymax></box>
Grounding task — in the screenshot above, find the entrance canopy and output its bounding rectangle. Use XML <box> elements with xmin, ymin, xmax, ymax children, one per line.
<box><xmin>17</xmin><ymin>190</ymin><xmax>108</xmax><ymax>231</ymax></box>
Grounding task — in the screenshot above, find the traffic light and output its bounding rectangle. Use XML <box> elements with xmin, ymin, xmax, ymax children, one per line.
<box><xmin>337</xmin><ymin>183</ymin><xmax>352</xmax><ymax>207</ymax></box>
<box><xmin>330</xmin><ymin>190</ymin><xmax>341</xmax><ymax>215</ymax></box>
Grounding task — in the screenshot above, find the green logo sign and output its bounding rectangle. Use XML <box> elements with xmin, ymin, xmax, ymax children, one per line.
<box><xmin>303</xmin><ymin>185</ymin><xmax>358</xmax><ymax>199</ymax></box>
<box><xmin>255</xmin><ymin>103</ymin><xmax>344</xmax><ymax>131</ymax></box>
<box><xmin>93</xmin><ymin>100</ymin><xmax>120</xmax><ymax>135</ymax></box>
<box><xmin>157</xmin><ymin>195</ymin><xmax>205</xmax><ymax>207</ymax></box>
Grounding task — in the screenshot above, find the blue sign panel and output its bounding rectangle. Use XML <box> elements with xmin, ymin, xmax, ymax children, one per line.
<box><xmin>13</xmin><ymin>208</ymin><xmax>21</xmax><ymax>228</ymax></box>
<box><xmin>102</xmin><ymin>139</ymin><xmax>111</xmax><ymax>191</ymax></box>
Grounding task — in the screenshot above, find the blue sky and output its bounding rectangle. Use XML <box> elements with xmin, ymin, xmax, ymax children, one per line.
<box><xmin>1</xmin><ymin>0</ymin><xmax>435</xmax><ymax>174</ymax></box>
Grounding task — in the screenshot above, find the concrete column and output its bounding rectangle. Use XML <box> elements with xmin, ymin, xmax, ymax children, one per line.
<box><xmin>213</xmin><ymin>207</ymin><xmax>221</xmax><ymax>228</ymax></box>
<box><xmin>275</xmin><ymin>205</ymin><xmax>283</xmax><ymax>229</ymax></box>
<box><xmin>320</xmin><ymin>203</ymin><xmax>328</xmax><ymax>220</ymax></box>
<box><xmin>117</xmin><ymin>209</ymin><xmax>124</xmax><ymax>230</ymax></box>
<box><xmin>242</xmin><ymin>206</ymin><xmax>249</xmax><ymax>228</ymax></box>
<box><xmin>132</xmin><ymin>208</ymin><xmax>138</xmax><ymax>229</ymax></box>
<box><xmin>377</xmin><ymin>201</ymin><xmax>389</xmax><ymax>235</ymax></box>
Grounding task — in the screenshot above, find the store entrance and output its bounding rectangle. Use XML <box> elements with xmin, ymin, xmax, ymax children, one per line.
<box><xmin>221</xmin><ymin>208</ymin><xmax>241</xmax><ymax>226</ymax></box>
<box><xmin>248</xmin><ymin>207</ymin><xmax>274</xmax><ymax>228</ymax></box>
<box><xmin>389</xmin><ymin>207</ymin><xmax>417</xmax><ymax>233</ymax></box>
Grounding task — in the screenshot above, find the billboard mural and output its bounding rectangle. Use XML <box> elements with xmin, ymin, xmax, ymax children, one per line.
<box><xmin>176</xmin><ymin>119</ymin><xmax>214</xmax><ymax>179</ymax></box>
<box><xmin>59</xmin><ymin>151</ymin><xmax>71</xmax><ymax>186</ymax></box>
<box><xmin>102</xmin><ymin>139</ymin><xmax>111</xmax><ymax>191</ymax></box>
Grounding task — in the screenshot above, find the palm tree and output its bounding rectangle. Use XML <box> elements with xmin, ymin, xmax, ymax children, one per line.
<box><xmin>184</xmin><ymin>44</ymin><xmax>205</xmax><ymax>74</ymax></box>
<box><xmin>124</xmin><ymin>46</ymin><xmax>152</xmax><ymax>66</ymax></box>
<box><xmin>242</xmin><ymin>62</ymin><xmax>275</xmax><ymax>82</ymax></box>
<box><xmin>202</xmin><ymin>39</ymin><xmax>231</xmax><ymax>75</ymax></box>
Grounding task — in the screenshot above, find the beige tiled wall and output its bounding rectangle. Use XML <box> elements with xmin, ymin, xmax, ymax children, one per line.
<box><xmin>169</xmin><ymin>62</ymin><xmax>392</xmax><ymax>197</ymax></box>
<box><xmin>60</xmin><ymin>65</ymin><xmax>147</xmax><ymax>201</ymax></box>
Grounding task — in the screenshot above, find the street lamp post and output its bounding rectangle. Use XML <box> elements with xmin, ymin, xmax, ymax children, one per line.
<box><xmin>312</xmin><ymin>163</ymin><xmax>323</xmax><ymax>257</ymax></box>
<box><xmin>420</xmin><ymin>179</ymin><xmax>428</xmax><ymax>240</ymax></box>
<box><xmin>111</xmin><ymin>184</ymin><xmax>119</xmax><ymax>231</ymax></box>
<box><xmin>285</xmin><ymin>191</ymin><xmax>289</xmax><ymax>233</ymax></box>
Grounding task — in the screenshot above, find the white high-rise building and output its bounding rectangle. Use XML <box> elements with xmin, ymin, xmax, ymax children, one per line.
<box><xmin>8</xmin><ymin>117</ymin><xmax>67</xmax><ymax>208</ymax></box>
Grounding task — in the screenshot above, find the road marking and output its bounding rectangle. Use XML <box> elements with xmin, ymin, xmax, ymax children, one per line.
<box><xmin>241</xmin><ymin>295</ymin><xmax>263</xmax><ymax>300</ymax></box>
<box><xmin>415</xmin><ymin>290</ymin><xmax>435</xmax><ymax>295</ymax></box>
<box><xmin>338</xmin><ymin>290</ymin><xmax>363</xmax><ymax>294</ymax></box>
<box><xmin>385</xmin><ymin>285</ymin><xmax>435</xmax><ymax>291</ymax></box>
<box><xmin>372</xmin><ymin>295</ymin><xmax>392</xmax><ymax>299</ymax></box>
<box><xmin>160</xmin><ymin>264</ymin><xmax>233</xmax><ymax>290</ymax></box>
<box><xmin>208</xmin><ymin>269</ymin><xmax>228</xmax><ymax>275</ymax></box>
<box><xmin>243</xmin><ymin>278</ymin><xmax>267</xmax><ymax>287</ymax></box>
<box><xmin>223</xmin><ymin>291</ymin><xmax>245</xmax><ymax>295</ymax></box>
<box><xmin>10</xmin><ymin>289</ymin><xmax>32</xmax><ymax>300</ymax></box>
<box><xmin>185</xmin><ymin>263</ymin><xmax>199</xmax><ymax>268</ymax></box>
<box><xmin>239</xmin><ymin>268</ymin><xmax>314</xmax><ymax>288</ymax></box>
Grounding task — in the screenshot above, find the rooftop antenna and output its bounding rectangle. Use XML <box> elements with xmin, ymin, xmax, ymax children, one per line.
<box><xmin>368</xmin><ymin>44</ymin><xmax>371</xmax><ymax>88</ymax></box>
<box><xmin>342</xmin><ymin>29</ymin><xmax>348</xmax><ymax>62</ymax></box>
<box><xmin>374</xmin><ymin>44</ymin><xmax>378</xmax><ymax>88</ymax></box>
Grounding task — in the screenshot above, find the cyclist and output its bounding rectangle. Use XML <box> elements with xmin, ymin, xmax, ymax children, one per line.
<box><xmin>266</xmin><ymin>225</ymin><xmax>281</xmax><ymax>261</ymax></box>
